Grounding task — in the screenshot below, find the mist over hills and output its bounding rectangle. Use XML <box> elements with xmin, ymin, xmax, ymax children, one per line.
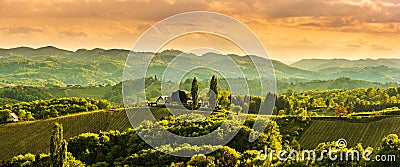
<box><xmin>0</xmin><ymin>46</ymin><xmax>399</xmax><ymax>86</ymax></box>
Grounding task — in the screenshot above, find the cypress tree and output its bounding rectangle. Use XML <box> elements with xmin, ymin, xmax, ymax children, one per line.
<box><xmin>208</xmin><ymin>75</ymin><xmax>218</xmax><ymax>109</ymax></box>
<box><xmin>191</xmin><ymin>77</ymin><xmax>199</xmax><ymax>110</ymax></box>
<box><xmin>325</xmin><ymin>99</ymin><xmax>330</xmax><ymax>107</ymax></box>
<box><xmin>212</xmin><ymin>76</ymin><xmax>218</xmax><ymax>98</ymax></box>
<box><xmin>50</xmin><ymin>122</ymin><xmax>67</xmax><ymax>167</ymax></box>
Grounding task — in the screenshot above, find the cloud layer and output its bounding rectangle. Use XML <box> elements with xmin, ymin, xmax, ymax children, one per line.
<box><xmin>0</xmin><ymin>0</ymin><xmax>399</xmax><ymax>61</ymax></box>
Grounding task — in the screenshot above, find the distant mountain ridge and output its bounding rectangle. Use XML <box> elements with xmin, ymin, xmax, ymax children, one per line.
<box><xmin>0</xmin><ymin>46</ymin><xmax>399</xmax><ymax>86</ymax></box>
<box><xmin>291</xmin><ymin>58</ymin><xmax>400</xmax><ymax>71</ymax></box>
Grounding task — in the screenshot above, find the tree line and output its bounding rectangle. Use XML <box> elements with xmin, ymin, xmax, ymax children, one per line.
<box><xmin>0</xmin><ymin>97</ymin><xmax>111</xmax><ymax>123</ymax></box>
<box><xmin>188</xmin><ymin>76</ymin><xmax>400</xmax><ymax>117</ymax></box>
<box><xmin>0</xmin><ymin>86</ymin><xmax>51</xmax><ymax>102</ymax></box>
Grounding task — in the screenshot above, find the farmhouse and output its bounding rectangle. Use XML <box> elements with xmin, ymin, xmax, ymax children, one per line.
<box><xmin>156</xmin><ymin>96</ymin><xmax>171</xmax><ymax>104</ymax></box>
<box><xmin>148</xmin><ymin>95</ymin><xmax>171</xmax><ymax>107</ymax></box>
<box><xmin>148</xmin><ymin>91</ymin><xmax>206</xmax><ymax>107</ymax></box>
<box><xmin>7</xmin><ymin>113</ymin><xmax>19</xmax><ymax>122</ymax></box>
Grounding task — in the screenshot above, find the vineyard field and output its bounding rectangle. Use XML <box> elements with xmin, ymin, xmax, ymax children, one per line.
<box><xmin>298</xmin><ymin>117</ymin><xmax>400</xmax><ymax>149</ymax></box>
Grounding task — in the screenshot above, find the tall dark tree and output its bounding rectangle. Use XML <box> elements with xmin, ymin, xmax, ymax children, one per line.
<box><xmin>208</xmin><ymin>75</ymin><xmax>218</xmax><ymax>109</ymax></box>
<box><xmin>325</xmin><ymin>99</ymin><xmax>330</xmax><ymax>107</ymax></box>
<box><xmin>172</xmin><ymin>90</ymin><xmax>188</xmax><ymax>104</ymax></box>
<box><xmin>388</xmin><ymin>87</ymin><xmax>397</xmax><ymax>96</ymax></box>
<box><xmin>50</xmin><ymin>122</ymin><xmax>67</xmax><ymax>167</ymax></box>
<box><xmin>191</xmin><ymin>77</ymin><xmax>199</xmax><ymax>110</ymax></box>
<box><xmin>0</xmin><ymin>109</ymin><xmax>11</xmax><ymax>123</ymax></box>
<box><xmin>275</xmin><ymin>95</ymin><xmax>291</xmax><ymax>112</ymax></box>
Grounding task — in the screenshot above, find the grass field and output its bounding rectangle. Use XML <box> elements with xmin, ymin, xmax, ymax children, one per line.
<box><xmin>298</xmin><ymin>117</ymin><xmax>400</xmax><ymax>149</ymax></box>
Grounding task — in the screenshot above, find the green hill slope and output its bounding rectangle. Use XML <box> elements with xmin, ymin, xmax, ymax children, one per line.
<box><xmin>0</xmin><ymin>46</ymin><xmax>128</xmax><ymax>86</ymax></box>
<box><xmin>1</xmin><ymin>46</ymin><xmax>400</xmax><ymax>87</ymax></box>
<box><xmin>316</xmin><ymin>66</ymin><xmax>400</xmax><ymax>83</ymax></box>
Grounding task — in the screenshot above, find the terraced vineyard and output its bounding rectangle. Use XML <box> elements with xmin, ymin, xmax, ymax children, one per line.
<box><xmin>298</xmin><ymin>117</ymin><xmax>400</xmax><ymax>149</ymax></box>
<box><xmin>0</xmin><ymin>107</ymin><xmax>177</xmax><ymax>160</ymax></box>
<box><xmin>0</xmin><ymin>110</ymin><xmax>130</xmax><ymax>160</ymax></box>
<box><xmin>2</xmin><ymin>106</ymin><xmax>400</xmax><ymax>163</ymax></box>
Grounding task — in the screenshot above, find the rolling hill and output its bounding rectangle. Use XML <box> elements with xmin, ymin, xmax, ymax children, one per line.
<box><xmin>1</xmin><ymin>46</ymin><xmax>400</xmax><ymax>87</ymax></box>
<box><xmin>315</xmin><ymin>65</ymin><xmax>400</xmax><ymax>83</ymax></box>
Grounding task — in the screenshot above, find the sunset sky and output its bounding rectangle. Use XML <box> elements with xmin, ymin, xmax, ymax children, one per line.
<box><xmin>0</xmin><ymin>0</ymin><xmax>399</xmax><ymax>62</ymax></box>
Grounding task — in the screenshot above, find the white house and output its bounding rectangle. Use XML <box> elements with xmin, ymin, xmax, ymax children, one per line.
<box><xmin>156</xmin><ymin>96</ymin><xmax>171</xmax><ymax>104</ymax></box>
<box><xmin>7</xmin><ymin>113</ymin><xmax>19</xmax><ymax>122</ymax></box>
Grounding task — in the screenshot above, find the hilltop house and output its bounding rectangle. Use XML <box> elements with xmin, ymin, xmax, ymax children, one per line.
<box><xmin>156</xmin><ymin>96</ymin><xmax>171</xmax><ymax>104</ymax></box>
<box><xmin>7</xmin><ymin>113</ymin><xmax>19</xmax><ymax>122</ymax></box>
<box><xmin>148</xmin><ymin>91</ymin><xmax>206</xmax><ymax>107</ymax></box>
<box><xmin>148</xmin><ymin>96</ymin><xmax>171</xmax><ymax>107</ymax></box>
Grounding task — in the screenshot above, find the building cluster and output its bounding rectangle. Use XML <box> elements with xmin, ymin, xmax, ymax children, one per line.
<box><xmin>147</xmin><ymin>90</ymin><xmax>208</xmax><ymax>107</ymax></box>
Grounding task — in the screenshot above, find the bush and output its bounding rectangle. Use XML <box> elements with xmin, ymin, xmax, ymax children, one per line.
<box><xmin>211</xmin><ymin>146</ymin><xmax>240</xmax><ymax>167</ymax></box>
<box><xmin>187</xmin><ymin>154</ymin><xmax>211</xmax><ymax>167</ymax></box>
<box><xmin>239</xmin><ymin>150</ymin><xmax>264</xmax><ymax>167</ymax></box>
<box><xmin>10</xmin><ymin>153</ymin><xmax>35</xmax><ymax>166</ymax></box>
<box><xmin>90</xmin><ymin>161</ymin><xmax>109</xmax><ymax>167</ymax></box>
